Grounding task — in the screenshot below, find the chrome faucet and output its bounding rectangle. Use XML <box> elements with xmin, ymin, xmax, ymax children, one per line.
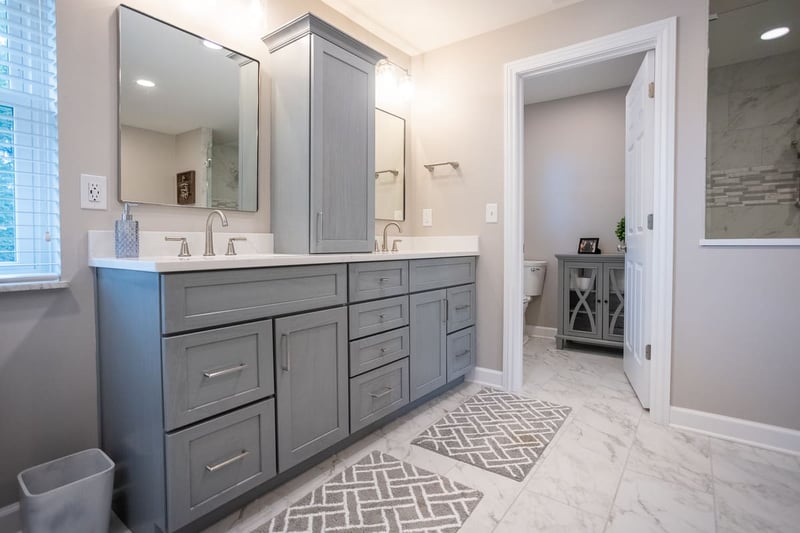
<box><xmin>381</xmin><ymin>222</ymin><xmax>401</xmax><ymax>252</ymax></box>
<box><xmin>204</xmin><ymin>209</ymin><xmax>229</xmax><ymax>256</ymax></box>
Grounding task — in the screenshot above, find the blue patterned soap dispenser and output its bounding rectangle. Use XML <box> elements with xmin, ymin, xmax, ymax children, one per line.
<box><xmin>115</xmin><ymin>202</ymin><xmax>139</xmax><ymax>258</ymax></box>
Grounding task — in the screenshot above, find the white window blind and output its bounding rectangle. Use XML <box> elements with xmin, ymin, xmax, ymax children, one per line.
<box><xmin>0</xmin><ymin>0</ymin><xmax>60</xmax><ymax>282</ymax></box>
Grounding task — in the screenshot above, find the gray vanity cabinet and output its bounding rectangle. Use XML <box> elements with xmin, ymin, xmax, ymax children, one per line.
<box><xmin>274</xmin><ymin>307</ymin><xmax>349</xmax><ymax>472</ymax></box>
<box><xmin>265</xmin><ymin>14</ymin><xmax>385</xmax><ymax>254</ymax></box>
<box><xmin>410</xmin><ymin>289</ymin><xmax>448</xmax><ymax>401</ymax></box>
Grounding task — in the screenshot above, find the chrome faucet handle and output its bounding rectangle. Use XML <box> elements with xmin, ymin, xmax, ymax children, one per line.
<box><xmin>391</xmin><ymin>239</ymin><xmax>402</xmax><ymax>253</ymax></box>
<box><xmin>165</xmin><ymin>236</ymin><xmax>191</xmax><ymax>257</ymax></box>
<box><xmin>225</xmin><ymin>237</ymin><xmax>247</xmax><ymax>256</ymax></box>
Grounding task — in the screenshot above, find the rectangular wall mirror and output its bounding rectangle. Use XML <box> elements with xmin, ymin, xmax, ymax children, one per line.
<box><xmin>706</xmin><ymin>0</ymin><xmax>800</xmax><ymax>238</ymax></box>
<box><xmin>118</xmin><ymin>6</ymin><xmax>259</xmax><ymax>211</ymax></box>
<box><xmin>375</xmin><ymin>108</ymin><xmax>405</xmax><ymax>221</ymax></box>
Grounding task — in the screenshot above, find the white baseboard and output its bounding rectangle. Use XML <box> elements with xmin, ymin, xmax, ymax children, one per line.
<box><xmin>670</xmin><ymin>407</ymin><xmax>800</xmax><ymax>456</ymax></box>
<box><xmin>0</xmin><ymin>502</ymin><xmax>19</xmax><ymax>533</ymax></box>
<box><xmin>467</xmin><ymin>366</ymin><xmax>504</xmax><ymax>387</ymax></box>
<box><xmin>525</xmin><ymin>325</ymin><xmax>556</xmax><ymax>339</ymax></box>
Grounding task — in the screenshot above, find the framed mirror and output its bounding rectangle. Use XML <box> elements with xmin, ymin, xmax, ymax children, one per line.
<box><xmin>706</xmin><ymin>0</ymin><xmax>800</xmax><ymax>238</ymax></box>
<box><xmin>118</xmin><ymin>6</ymin><xmax>259</xmax><ymax>211</ymax></box>
<box><xmin>375</xmin><ymin>109</ymin><xmax>405</xmax><ymax>221</ymax></box>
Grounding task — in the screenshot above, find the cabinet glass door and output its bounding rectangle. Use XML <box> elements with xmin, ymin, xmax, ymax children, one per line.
<box><xmin>563</xmin><ymin>262</ymin><xmax>602</xmax><ymax>339</ymax></box>
<box><xmin>603</xmin><ymin>264</ymin><xmax>625</xmax><ymax>342</ymax></box>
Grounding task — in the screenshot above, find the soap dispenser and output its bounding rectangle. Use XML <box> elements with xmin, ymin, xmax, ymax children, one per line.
<box><xmin>115</xmin><ymin>202</ymin><xmax>139</xmax><ymax>258</ymax></box>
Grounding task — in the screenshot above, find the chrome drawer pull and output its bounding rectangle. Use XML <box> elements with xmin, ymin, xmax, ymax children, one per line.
<box><xmin>379</xmin><ymin>347</ymin><xmax>387</xmax><ymax>353</ymax></box>
<box><xmin>281</xmin><ymin>333</ymin><xmax>290</xmax><ymax>372</ymax></box>
<box><xmin>455</xmin><ymin>350</ymin><xmax>471</xmax><ymax>357</ymax></box>
<box><xmin>378</xmin><ymin>313</ymin><xmax>385</xmax><ymax>321</ymax></box>
<box><xmin>455</xmin><ymin>304</ymin><xmax>470</xmax><ymax>311</ymax></box>
<box><xmin>205</xmin><ymin>450</ymin><xmax>249</xmax><ymax>473</ymax></box>
<box><xmin>370</xmin><ymin>387</ymin><xmax>393</xmax><ymax>400</ymax></box>
<box><xmin>378</xmin><ymin>277</ymin><xmax>390</xmax><ymax>283</ymax></box>
<box><xmin>203</xmin><ymin>363</ymin><xmax>247</xmax><ymax>379</ymax></box>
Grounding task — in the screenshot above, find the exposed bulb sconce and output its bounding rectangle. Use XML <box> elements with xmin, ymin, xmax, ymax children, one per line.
<box><xmin>424</xmin><ymin>161</ymin><xmax>460</xmax><ymax>172</ymax></box>
<box><xmin>376</xmin><ymin>59</ymin><xmax>414</xmax><ymax>102</ymax></box>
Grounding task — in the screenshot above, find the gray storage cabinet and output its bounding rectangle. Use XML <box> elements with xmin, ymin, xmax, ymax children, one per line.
<box><xmin>274</xmin><ymin>307</ymin><xmax>349</xmax><ymax>472</ymax></box>
<box><xmin>265</xmin><ymin>14</ymin><xmax>385</xmax><ymax>253</ymax></box>
<box><xmin>555</xmin><ymin>254</ymin><xmax>625</xmax><ymax>349</ymax></box>
<box><xmin>409</xmin><ymin>289</ymin><xmax>448</xmax><ymax>401</ymax></box>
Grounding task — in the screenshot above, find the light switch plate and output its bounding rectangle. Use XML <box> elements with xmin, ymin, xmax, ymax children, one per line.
<box><xmin>485</xmin><ymin>203</ymin><xmax>498</xmax><ymax>223</ymax></box>
<box><xmin>422</xmin><ymin>208</ymin><xmax>433</xmax><ymax>227</ymax></box>
<box><xmin>80</xmin><ymin>174</ymin><xmax>108</xmax><ymax>210</ymax></box>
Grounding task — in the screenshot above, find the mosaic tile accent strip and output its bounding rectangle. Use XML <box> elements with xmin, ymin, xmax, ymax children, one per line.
<box><xmin>412</xmin><ymin>388</ymin><xmax>572</xmax><ymax>481</ymax></box>
<box><xmin>706</xmin><ymin>165</ymin><xmax>799</xmax><ymax>208</ymax></box>
<box><xmin>253</xmin><ymin>451</ymin><xmax>482</xmax><ymax>533</ymax></box>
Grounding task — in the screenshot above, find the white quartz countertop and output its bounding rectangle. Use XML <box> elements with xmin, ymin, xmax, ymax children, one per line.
<box><xmin>88</xmin><ymin>231</ymin><xmax>478</xmax><ymax>273</ymax></box>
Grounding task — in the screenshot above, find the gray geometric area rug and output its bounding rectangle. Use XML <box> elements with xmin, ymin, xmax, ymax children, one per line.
<box><xmin>253</xmin><ymin>451</ymin><xmax>482</xmax><ymax>533</ymax></box>
<box><xmin>412</xmin><ymin>388</ymin><xmax>572</xmax><ymax>481</ymax></box>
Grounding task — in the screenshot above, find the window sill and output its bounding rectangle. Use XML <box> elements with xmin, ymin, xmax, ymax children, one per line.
<box><xmin>0</xmin><ymin>280</ymin><xmax>70</xmax><ymax>293</ymax></box>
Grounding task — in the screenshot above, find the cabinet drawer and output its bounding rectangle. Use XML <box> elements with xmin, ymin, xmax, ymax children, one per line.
<box><xmin>409</xmin><ymin>257</ymin><xmax>476</xmax><ymax>292</ymax></box>
<box><xmin>161</xmin><ymin>264</ymin><xmax>347</xmax><ymax>334</ymax></box>
<box><xmin>349</xmin><ymin>359</ymin><xmax>409</xmax><ymax>432</ymax></box>
<box><xmin>348</xmin><ymin>296</ymin><xmax>409</xmax><ymax>339</ymax></box>
<box><xmin>165</xmin><ymin>399</ymin><xmax>276</xmax><ymax>531</ymax></box>
<box><xmin>349</xmin><ymin>327</ymin><xmax>409</xmax><ymax>377</ymax></box>
<box><xmin>348</xmin><ymin>261</ymin><xmax>409</xmax><ymax>302</ymax></box>
<box><xmin>447</xmin><ymin>284</ymin><xmax>476</xmax><ymax>333</ymax></box>
<box><xmin>162</xmin><ymin>321</ymin><xmax>274</xmax><ymax>431</ymax></box>
<box><xmin>447</xmin><ymin>326</ymin><xmax>476</xmax><ymax>382</ymax></box>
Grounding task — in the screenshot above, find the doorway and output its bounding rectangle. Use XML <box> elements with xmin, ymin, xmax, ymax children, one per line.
<box><xmin>502</xmin><ymin>18</ymin><xmax>677</xmax><ymax>423</ymax></box>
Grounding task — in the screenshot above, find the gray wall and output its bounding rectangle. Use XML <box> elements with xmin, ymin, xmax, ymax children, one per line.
<box><xmin>0</xmin><ymin>0</ymin><xmax>408</xmax><ymax>507</ymax></box>
<box><xmin>407</xmin><ymin>0</ymin><xmax>800</xmax><ymax>430</ymax></box>
<box><xmin>523</xmin><ymin>87</ymin><xmax>626</xmax><ymax>329</ymax></box>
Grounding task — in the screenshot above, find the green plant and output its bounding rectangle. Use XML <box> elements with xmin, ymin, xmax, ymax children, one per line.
<box><xmin>615</xmin><ymin>217</ymin><xmax>625</xmax><ymax>242</ymax></box>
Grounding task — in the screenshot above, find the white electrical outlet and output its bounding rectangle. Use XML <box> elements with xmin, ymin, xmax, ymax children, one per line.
<box><xmin>81</xmin><ymin>174</ymin><xmax>107</xmax><ymax>210</ymax></box>
<box><xmin>485</xmin><ymin>203</ymin><xmax>498</xmax><ymax>223</ymax></box>
<box><xmin>422</xmin><ymin>208</ymin><xmax>433</xmax><ymax>227</ymax></box>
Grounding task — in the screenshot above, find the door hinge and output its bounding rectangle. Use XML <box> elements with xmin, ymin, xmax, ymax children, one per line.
<box><xmin>648</xmin><ymin>82</ymin><xmax>655</xmax><ymax>98</ymax></box>
<box><xmin>645</xmin><ymin>344</ymin><xmax>652</xmax><ymax>360</ymax></box>
<box><xmin>647</xmin><ymin>213</ymin><xmax>654</xmax><ymax>230</ymax></box>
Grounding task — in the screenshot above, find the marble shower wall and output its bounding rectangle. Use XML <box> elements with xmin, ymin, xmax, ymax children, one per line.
<box><xmin>706</xmin><ymin>50</ymin><xmax>800</xmax><ymax>237</ymax></box>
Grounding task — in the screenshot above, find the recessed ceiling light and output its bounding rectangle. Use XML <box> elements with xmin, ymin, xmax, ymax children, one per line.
<box><xmin>136</xmin><ymin>79</ymin><xmax>155</xmax><ymax>88</ymax></box>
<box><xmin>760</xmin><ymin>26</ymin><xmax>790</xmax><ymax>40</ymax></box>
<box><xmin>203</xmin><ymin>40</ymin><xmax>222</xmax><ymax>50</ymax></box>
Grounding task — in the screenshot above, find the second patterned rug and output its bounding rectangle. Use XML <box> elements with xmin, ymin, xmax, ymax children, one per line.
<box><xmin>412</xmin><ymin>388</ymin><xmax>572</xmax><ymax>481</ymax></box>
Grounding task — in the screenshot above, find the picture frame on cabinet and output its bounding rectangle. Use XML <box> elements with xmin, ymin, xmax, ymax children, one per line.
<box><xmin>578</xmin><ymin>237</ymin><xmax>600</xmax><ymax>254</ymax></box>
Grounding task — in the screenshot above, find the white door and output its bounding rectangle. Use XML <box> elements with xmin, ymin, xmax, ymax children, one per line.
<box><xmin>623</xmin><ymin>51</ymin><xmax>655</xmax><ymax>409</ymax></box>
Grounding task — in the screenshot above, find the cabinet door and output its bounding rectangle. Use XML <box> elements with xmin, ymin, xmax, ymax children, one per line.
<box><xmin>602</xmin><ymin>263</ymin><xmax>625</xmax><ymax>343</ymax></box>
<box><xmin>274</xmin><ymin>307</ymin><xmax>349</xmax><ymax>472</ymax></box>
<box><xmin>562</xmin><ymin>261</ymin><xmax>603</xmax><ymax>340</ymax></box>
<box><xmin>409</xmin><ymin>290</ymin><xmax>447</xmax><ymax>401</ymax></box>
<box><xmin>310</xmin><ymin>35</ymin><xmax>374</xmax><ymax>253</ymax></box>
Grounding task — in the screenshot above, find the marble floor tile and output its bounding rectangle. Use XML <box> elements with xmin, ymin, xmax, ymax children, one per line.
<box><xmin>626</xmin><ymin>417</ymin><xmax>714</xmax><ymax>493</ymax></box>
<box><xmin>606</xmin><ymin>469</ymin><xmax>715</xmax><ymax>533</ymax></box>
<box><xmin>495</xmin><ymin>491</ymin><xmax>607</xmax><ymax>533</ymax></box>
<box><xmin>525</xmin><ymin>438</ymin><xmax>626</xmax><ymax>517</ymax></box>
<box><xmin>712</xmin><ymin>439</ymin><xmax>800</xmax><ymax>533</ymax></box>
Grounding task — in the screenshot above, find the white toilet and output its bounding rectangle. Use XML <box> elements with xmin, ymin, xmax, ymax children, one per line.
<box><xmin>523</xmin><ymin>260</ymin><xmax>548</xmax><ymax>341</ymax></box>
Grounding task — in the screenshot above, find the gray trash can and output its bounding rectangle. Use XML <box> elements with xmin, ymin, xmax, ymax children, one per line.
<box><xmin>17</xmin><ymin>448</ymin><xmax>115</xmax><ymax>533</ymax></box>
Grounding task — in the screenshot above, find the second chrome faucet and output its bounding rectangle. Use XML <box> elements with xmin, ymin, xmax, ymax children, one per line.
<box><xmin>381</xmin><ymin>222</ymin><xmax>401</xmax><ymax>252</ymax></box>
<box><xmin>204</xmin><ymin>209</ymin><xmax>228</xmax><ymax>256</ymax></box>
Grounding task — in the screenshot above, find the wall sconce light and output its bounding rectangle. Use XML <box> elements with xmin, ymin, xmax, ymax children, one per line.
<box><xmin>376</xmin><ymin>59</ymin><xmax>414</xmax><ymax>101</ymax></box>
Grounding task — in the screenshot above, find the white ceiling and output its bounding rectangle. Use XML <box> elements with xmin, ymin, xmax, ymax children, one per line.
<box><xmin>523</xmin><ymin>52</ymin><xmax>645</xmax><ymax>105</ymax></box>
<box><xmin>709</xmin><ymin>0</ymin><xmax>800</xmax><ymax>68</ymax></box>
<box><xmin>319</xmin><ymin>0</ymin><xmax>585</xmax><ymax>55</ymax></box>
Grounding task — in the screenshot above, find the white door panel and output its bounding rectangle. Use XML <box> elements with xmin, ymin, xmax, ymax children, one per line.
<box><xmin>623</xmin><ymin>50</ymin><xmax>655</xmax><ymax>409</ymax></box>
